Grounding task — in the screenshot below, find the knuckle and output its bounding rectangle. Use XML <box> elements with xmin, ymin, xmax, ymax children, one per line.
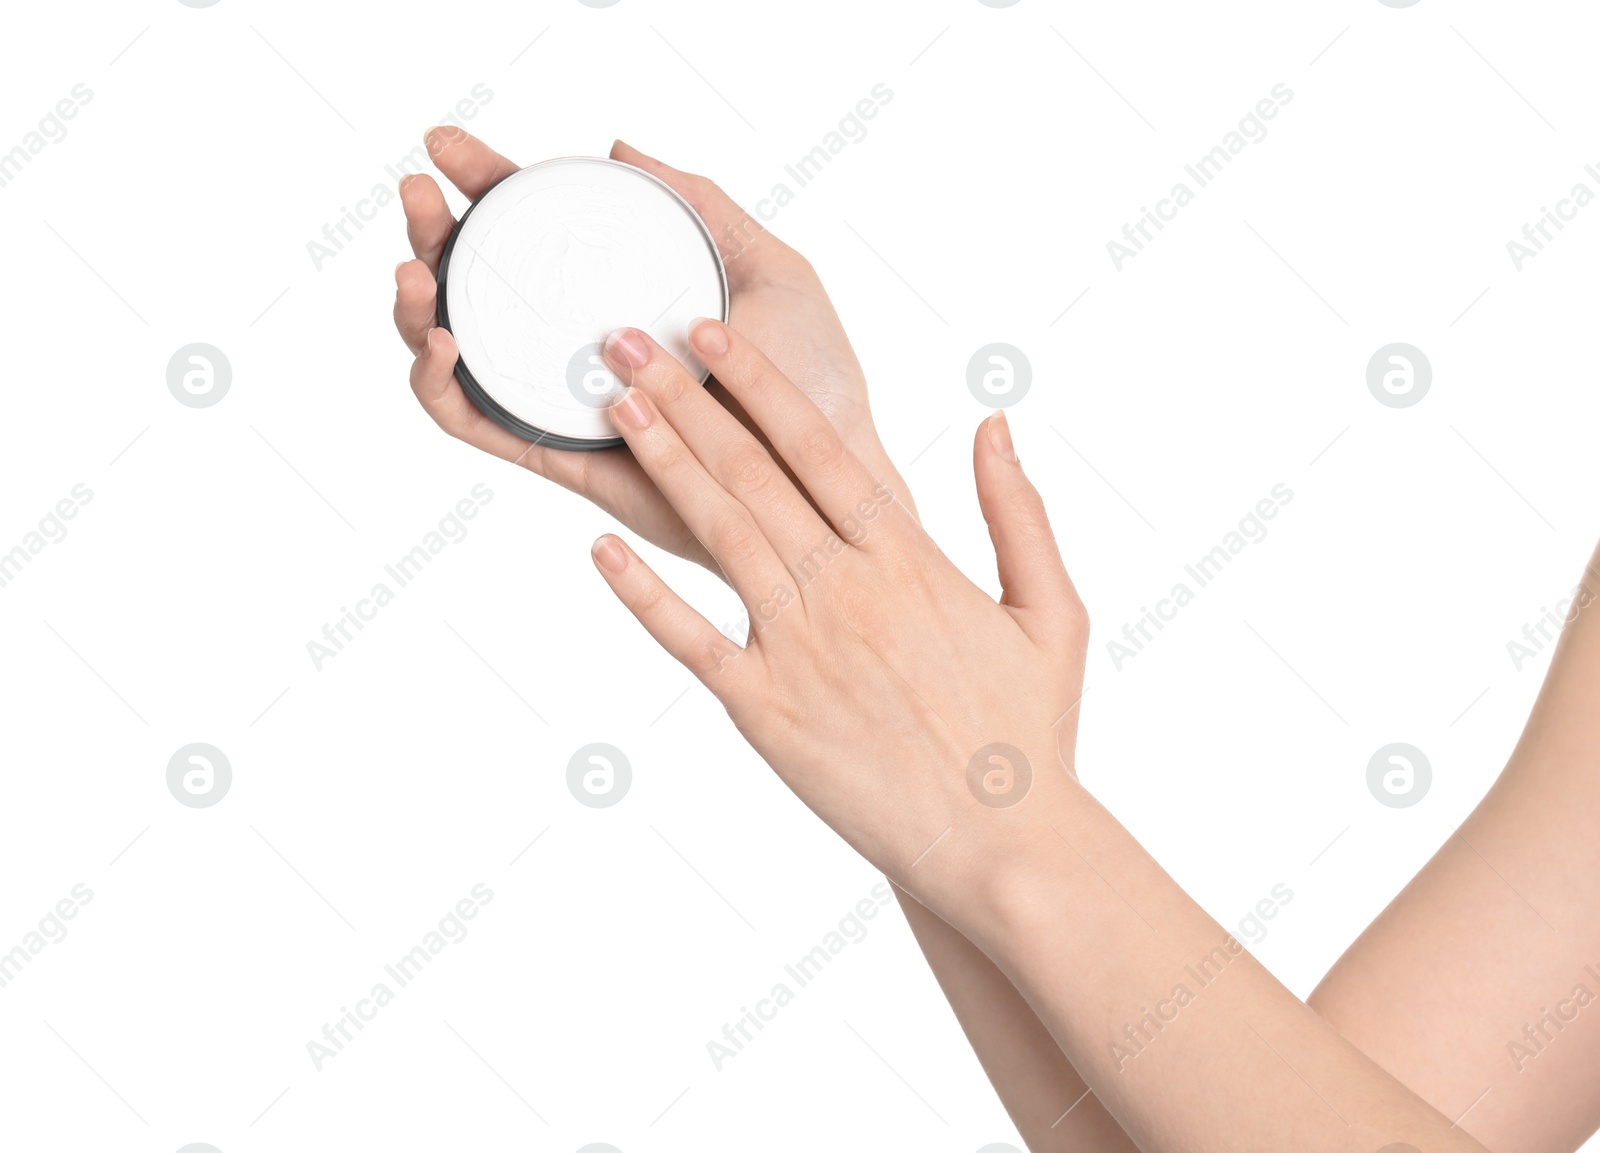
<box><xmin>1065</xmin><ymin>597</ymin><xmax>1091</xmax><ymax>639</ymax></box>
<box><xmin>1009</xmin><ymin>504</ymin><xmax>1050</xmax><ymax>540</ymax></box>
<box><xmin>690</xmin><ymin>635</ymin><xmax>742</xmax><ymax>680</ymax></box>
<box><xmin>630</xmin><ymin>579</ymin><xmax>669</xmax><ymax>617</ymax></box>
<box><xmin>412</xmin><ymin>365</ymin><xmax>455</xmax><ymax>415</ymax></box>
<box><xmin>685</xmin><ymin>643</ymin><xmax>721</xmax><ymax>679</ymax></box>
<box><xmin>1041</xmin><ymin>594</ymin><xmax>1090</xmax><ymax>651</ymax></box>
<box><xmin>797</xmin><ymin>423</ymin><xmax>845</xmax><ymax>473</ymax></box>
<box><xmin>550</xmin><ymin>448</ymin><xmax>591</xmax><ymax>496</ymax></box>
<box><xmin>774</xmin><ymin>246</ymin><xmax>817</xmax><ymax>281</ymax></box>
<box><xmin>644</xmin><ymin>430</ymin><xmax>687</xmax><ymax>475</ymax></box>
<box><xmin>684</xmin><ymin>172</ymin><xmax>719</xmax><ymax>202</ymax></box>
<box><xmin>647</xmin><ymin>362</ymin><xmax>691</xmax><ymax>407</ymax></box>
<box><xmin>723</xmin><ymin>443</ymin><xmax>774</xmax><ymax>497</ymax></box>
<box><xmin>710</xmin><ymin>513</ymin><xmax>759</xmax><ymax>565</ymax></box>
<box><xmin>829</xmin><ymin>576</ymin><xmax>871</xmax><ymax>628</ymax></box>
<box><xmin>888</xmin><ymin>549</ymin><xmax>936</xmax><ymax>597</ymax></box>
<box><xmin>733</xmin><ymin>355</ymin><xmax>780</xmax><ymax>401</ymax></box>
<box><xmin>756</xmin><ymin>688</ymin><xmax>805</xmax><ymax>742</ymax></box>
<box><xmin>1007</xmin><ymin>483</ymin><xmax>1045</xmax><ymax>515</ymax></box>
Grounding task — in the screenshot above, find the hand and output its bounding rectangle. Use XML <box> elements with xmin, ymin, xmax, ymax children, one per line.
<box><xmin>393</xmin><ymin>128</ymin><xmax>914</xmax><ymax>572</ymax></box>
<box><xmin>393</xmin><ymin>132</ymin><xmax>1119</xmax><ymax>1147</ymax></box>
<box><xmin>583</xmin><ymin>321</ymin><xmax>1509</xmax><ymax>1153</ymax></box>
<box><xmin>585</xmin><ymin>318</ymin><xmax>1089</xmax><ymax>919</ymax></box>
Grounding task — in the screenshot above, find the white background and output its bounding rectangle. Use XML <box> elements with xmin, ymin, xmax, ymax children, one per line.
<box><xmin>2</xmin><ymin>1</ymin><xmax>1597</xmax><ymax>1150</ymax></box>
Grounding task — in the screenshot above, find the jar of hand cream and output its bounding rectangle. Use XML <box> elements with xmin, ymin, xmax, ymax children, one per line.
<box><xmin>436</xmin><ymin>156</ymin><xmax>730</xmax><ymax>449</ymax></box>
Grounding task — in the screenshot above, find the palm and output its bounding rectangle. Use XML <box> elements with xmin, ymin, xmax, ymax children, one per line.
<box><xmin>716</xmin><ymin>275</ymin><xmax>879</xmax><ymax>451</ymax></box>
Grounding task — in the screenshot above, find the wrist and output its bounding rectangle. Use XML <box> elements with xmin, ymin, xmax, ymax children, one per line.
<box><xmin>970</xmin><ymin>796</ymin><xmax>1091</xmax><ymax>961</ymax></box>
<box><xmin>902</xmin><ymin>766</ymin><xmax>1096</xmax><ymax>959</ymax></box>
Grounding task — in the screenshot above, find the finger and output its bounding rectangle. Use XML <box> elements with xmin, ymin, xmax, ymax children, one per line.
<box><xmin>409</xmin><ymin>327</ymin><xmax>525</xmax><ymax>458</ymax></box>
<box><xmin>605</xmin><ymin>383</ymin><xmax>794</xmax><ymax>610</ymax></box>
<box><xmin>407</xmin><ymin>329</ymin><xmax>711</xmax><ymax>565</ymax></box>
<box><xmin>423</xmin><ymin>126</ymin><xmax>519</xmax><ymax>202</ymax></box>
<box><xmin>972</xmin><ymin>413</ymin><xmax>1084</xmax><ymax>645</ymax></box>
<box><xmin>602</xmin><ymin>327</ymin><xmax>830</xmax><ymax>559</ymax></box>
<box><xmin>394</xmin><ymin>259</ymin><xmax>437</xmax><ymax>354</ymax></box>
<box><xmin>400</xmin><ymin>172</ymin><xmax>455</xmax><ymax>273</ymax></box>
<box><xmin>686</xmin><ymin>317</ymin><xmax>910</xmax><ymax>548</ymax></box>
<box><xmin>591</xmin><ymin>534</ymin><xmax>752</xmax><ymax>687</ymax></box>
<box><xmin>609</xmin><ymin>139</ymin><xmax>806</xmax><ymax>288</ymax></box>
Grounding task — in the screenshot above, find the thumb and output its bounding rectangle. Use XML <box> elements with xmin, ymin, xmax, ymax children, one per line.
<box><xmin>608</xmin><ymin>139</ymin><xmax>801</xmax><ymax>285</ymax></box>
<box><xmin>973</xmin><ymin>412</ymin><xmax>1083</xmax><ymax>642</ymax></box>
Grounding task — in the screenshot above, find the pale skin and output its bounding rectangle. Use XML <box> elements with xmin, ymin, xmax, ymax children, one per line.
<box><xmin>395</xmin><ymin>128</ymin><xmax>1600</xmax><ymax>1152</ymax></box>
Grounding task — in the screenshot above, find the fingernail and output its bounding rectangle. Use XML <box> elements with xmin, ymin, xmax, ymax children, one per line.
<box><xmin>611</xmin><ymin>387</ymin><xmax>652</xmax><ymax>430</ymax></box>
<box><xmin>604</xmin><ymin>328</ymin><xmax>651</xmax><ymax>370</ymax></box>
<box><xmin>399</xmin><ymin>173</ymin><xmax>418</xmax><ymax>193</ymax></box>
<box><xmin>988</xmin><ymin>411</ymin><xmax>1017</xmax><ymax>462</ymax></box>
<box><xmin>688</xmin><ymin>316</ymin><xmax>729</xmax><ymax>357</ymax></box>
<box><xmin>593</xmin><ymin>535</ymin><xmax>628</xmax><ymax>573</ymax></box>
<box><xmin>424</xmin><ymin>125</ymin><xmax>460</xmax><ymax>155</ymax></box>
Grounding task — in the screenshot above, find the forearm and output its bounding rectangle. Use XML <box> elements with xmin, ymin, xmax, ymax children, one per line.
<box><xmin>1310</xmin><ymin>540</ymin><xmax>1600</xmax><ymax>1153</ymax></box>
<box><xmin>898</xmin><ymin>540</ymin><xmax>1600</xmax><ymax>1153</ymax></box>
<box><xmin>882</xmin><ymin>465</ymin><xmax>1140</xmax><ymax>1152</ymax></box>
<box><xmin>892</xmin><ymin>885</ymin><xmax>1138</xmax><ymax>1151</ymax></box>
<box><xmin>580</xmin><ymin>322</ymin><xmax>1488</xmax><ymax>1150</ymax></box>
<box><xmin>946</xmin><ymin>785</ymin><xmax>1491</xmax><ymax>1153</ymax></box>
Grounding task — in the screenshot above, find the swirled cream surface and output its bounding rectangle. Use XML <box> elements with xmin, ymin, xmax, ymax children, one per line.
<box><xmin>444</xmin><ymin>158</ymin><xmax>726</xmax><ymax>442</ymax></box>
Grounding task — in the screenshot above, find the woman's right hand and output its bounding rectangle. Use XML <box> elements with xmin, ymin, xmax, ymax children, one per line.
<box><xmin>393</xmin><ymin>127</ymin><xmax>915</xmax><ymax>573</ymax></box>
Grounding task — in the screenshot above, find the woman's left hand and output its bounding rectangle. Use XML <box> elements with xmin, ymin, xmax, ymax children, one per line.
<box><xmin>587</xmin><ymin>318</ymin><xmax>1089</xmax><ymax>920</ymax></box>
